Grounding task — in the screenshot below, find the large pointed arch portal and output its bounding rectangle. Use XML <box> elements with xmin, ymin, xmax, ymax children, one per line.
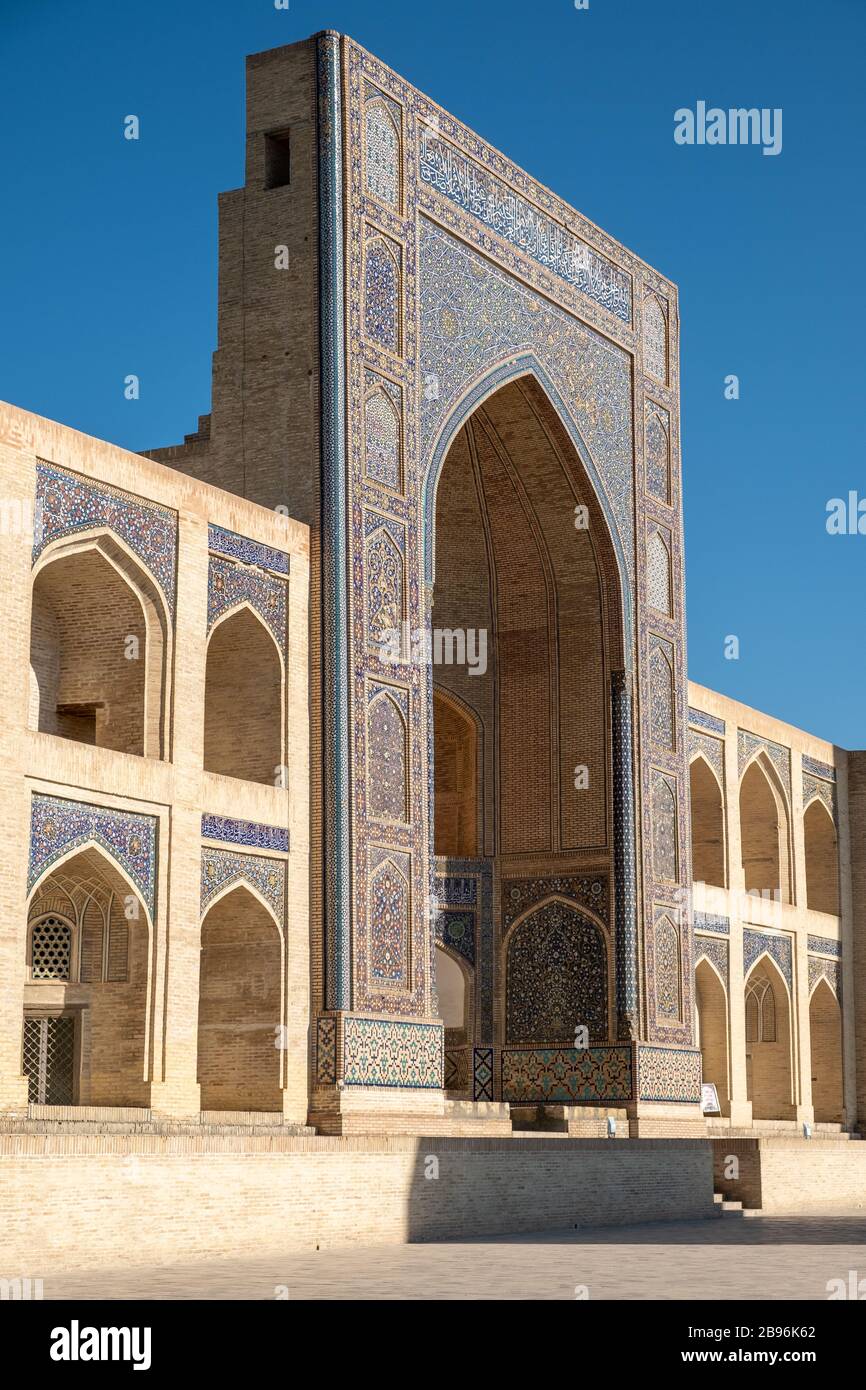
<box><xmin>312</xmin><ymin>34</ymin><xmax>700</xmax><ymax>1128</ymax></box>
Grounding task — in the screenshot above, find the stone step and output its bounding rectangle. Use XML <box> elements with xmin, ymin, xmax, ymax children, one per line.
<box><xmin>713</xmin><ymin>1193</ymin><xmax>744</xmax><ymax>1216</ymax></box>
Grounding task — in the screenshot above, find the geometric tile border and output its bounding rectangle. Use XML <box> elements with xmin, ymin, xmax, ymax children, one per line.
<box><xmin>201</xmin><ymin>814</ymin><xmax>289</xmax><ymax>854</ymax></box>
<box><xmin>807</xmin><ymin>934</ymin><xmax>842</xmax><ymax>959</ymax></box>
<box><xmin>208</xmin><ymin>524</ymin><xmax>290</xmax><ymax>576</ymax></box>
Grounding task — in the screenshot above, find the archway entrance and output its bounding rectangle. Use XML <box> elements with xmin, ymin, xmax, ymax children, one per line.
<box><xmin>744</xmin><ymin>957</ymin><xmax>795</xmax><ymax>1120</ymax></box>
<box><xmin>197</xmin><ymin>885</ymin><xmax>282</xmax><ymax>1112</ymax></box>
<box><xmin>809</xmin><ymin>978</ymin><xmax>843</xmax><ymax>1123</ymax></box>
<box><xmin>430</xmin><ymin>375</ymin><xmax>624</xmax><ymax>1053</ymax></box>
<box><xmin>739</xmin><ymin>756</ymin><xmax>791</xmax><ymax>903</ymax></box>
<box><xmin>25</xmin><ymin>847</ymin><xmax>151</xmax><ymax>1107</ymax></box>
<box><xmin>695</xmin><ymin>958</ymin><xmax>729</xmax><ymax>1114</ymax></box>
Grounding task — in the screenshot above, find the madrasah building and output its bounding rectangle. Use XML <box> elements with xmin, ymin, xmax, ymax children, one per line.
<box><xmin>2</xmin><ymin>32</ymin><xmax>865</xmax><ymax>1183</ymax></box>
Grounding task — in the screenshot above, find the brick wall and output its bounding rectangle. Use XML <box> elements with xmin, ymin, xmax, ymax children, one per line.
<box><xmin>0</xmin><ymin>1135</ymin><xmax>715</xmax><ymax>1272</ymax></box>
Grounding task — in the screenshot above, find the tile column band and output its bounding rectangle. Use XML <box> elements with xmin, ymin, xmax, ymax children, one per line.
<box><xmin>612</xmin><ymin>669</ymin><xmax>639</xmax><ymax>1040</ymax></box>
<box><xmin>317</xmin><ymin>31</ymin><xmax>351</xmax><ymax>1010</ymax></box>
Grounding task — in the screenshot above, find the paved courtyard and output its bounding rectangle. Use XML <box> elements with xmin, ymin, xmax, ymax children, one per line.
<box><xmin>43</xmin><ymin>1212</ymin><xmax>866</xmax><ymax>1300</ymax></box>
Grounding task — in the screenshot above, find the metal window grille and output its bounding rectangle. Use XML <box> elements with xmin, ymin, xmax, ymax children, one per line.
<box><xmin>23</xmin><ymin>1015</ymin><xmax>76</xmax><ymax>1105</ymax></box>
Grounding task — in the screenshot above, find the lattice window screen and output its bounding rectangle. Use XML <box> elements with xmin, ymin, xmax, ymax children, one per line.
<box><xmin>30</xmin><ymin>916</ymin><xmax>73</xmax><ymax>980</ymax></box>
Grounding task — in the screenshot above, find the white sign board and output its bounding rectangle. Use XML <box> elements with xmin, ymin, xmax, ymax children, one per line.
<box><xmin>701</xmin><ymin>1082</ymin><xmax>721</xmax><ymax>1115</ymax></box>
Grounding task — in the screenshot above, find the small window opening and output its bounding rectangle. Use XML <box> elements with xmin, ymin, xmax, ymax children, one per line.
<box><xmin>264</xmin><ymin>129</ymin><xmax>291</xmax><ymax>189</ymax></box>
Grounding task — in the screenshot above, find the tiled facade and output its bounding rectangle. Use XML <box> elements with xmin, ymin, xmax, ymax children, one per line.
<box><xmin>0</xmin><ymin>32</ymin><xmax>863</xmax><ymax>1151</ymax></box>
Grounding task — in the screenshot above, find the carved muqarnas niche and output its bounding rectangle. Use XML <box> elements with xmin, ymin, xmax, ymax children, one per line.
<box><xmin>506</xmin><ymin>900</ymin><xmax>608</xmax><ymax>1044</ymax></box>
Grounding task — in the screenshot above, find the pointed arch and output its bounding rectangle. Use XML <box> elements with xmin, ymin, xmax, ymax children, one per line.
<box><xmin>198</xmin><ymin>882</ymin><xmax>283</xmax><ymax>1112</ymax></box>
<box><xmin>647</xmin><ymin>526</ymin><xmax>672</xmax><ymax>616</ymax></box>
<box><xmin>364</xmin><ymin>97</ymin><xmax>400</xmax><ymax>209</ymax></box>
<box><xmin>25</xmin><ymin>843</ymin><xmax>152</xmax><ymax>1106</ymax></box>
<box><xmin>364</xmin><ymin>234</ymin><xmax>401</xmax><ymax>354</ymax></box>
<box><xmin>739</xmin><ymin>752</ymin><xmax>791</xmax><ymax>903</ymax></box>
<box><xmin>803</xmin><ymin>796</ymin><xmax>839</xmax><ymax>915</ymax></box>
<box><xmin>504</xmin><ymin>894</ymin><xmax>610</xmax><ymax>1044</ymax></box>
<box><xmin>367</xmin><ymin>689</ymin><xmax>409</xmax><ymax>822</ymax></box>
<box><xmin>809</xmin><ymin>975</ymin><xmax>843</xmax><ymax>1123</ymax></box>
<box><xmin>744</xmin><ymin>954</ymin><xmax>795</xmax><ymax>1119</ymax></box>
<box><xmin>643</xmin><ymin>291</ymin><xmax>668</xmax><ymax>384</ymax></box>
<box><xmin>204</xmin><ymin>602</ymin><xmax>284</xmax><ymax>784</ymax></box>
<box><xmin>434</xmin><ymin>941</ymin><xmax>471</xmax><ymax>1034</ymax></box>
<box><xmin>695</xmin><ymin>955</ymin><xmax>730</xmax><ymax>1114</ymax></box>
<box><xmin>30</xmin><ymin>530</ymin><xmax>170</xmax><ymax>758</ymax></box>
<box><xmin>421</xmin><ymin>355</ymin><xmax>631</xmax><ymax>660</ymax></box>
<box><xmin>690</xmin><ymin>753</ymin><xmax>726</xmax><ymax>888</ymax></box>
<box><xmin>365</xmin><ymin>525</ymin><xmax>404</xmax><ymax>649</ymax></box>
<box><xmin>364</xmin><ymin>387</ymin><xmax>401</xmax><ymax>490</ymax></box>
<box><xmin>368</xmin><ymin>854</ymin><xmax>410</xmax><ymax>986</ymax></box>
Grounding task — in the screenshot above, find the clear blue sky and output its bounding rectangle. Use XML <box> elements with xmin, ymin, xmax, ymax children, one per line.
<box><xmin>1</xmin><ymin>0</ymin><xmax>863</xmax><ymax>746</ymax></box>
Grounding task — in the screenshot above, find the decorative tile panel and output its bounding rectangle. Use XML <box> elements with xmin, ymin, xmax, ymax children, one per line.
<box><xmin>649</xmin><ymin>634</ymin><xmax>675</xmax><ymax>749</ymax></box>
<box><xmin>342</xmin><ymin>1016</ymin><xmax>442</xmax><ymax>1088</ymax></box>
<box><xmin>642</xmin><ymin>291</ymin><xmax>668</xmax><ymax>384</ymax></box>
<box><xmin>29</xmin><ymin>794</ymin><xmax>157</xmax><ymax>916</ymax></box>
<box><xmin>743</xmin><ymin>928</ymin><xmax>793</xmax><ymax>989</ymax></box>
<box><xmin>364</xmin><ymin>373</ymin><xmax>402</xmax><ymax>490</ymax></box>
<box><xmin>502</xmin><ymin>874</ymin><xmax>609</xmax><ymax>928</ymax></box>
<box><xmin>689</xmin><ymin>707</ymin><xmax>726</xmax><ymax>735</ymax></box>
<box><xmin>689</xmin><ymin>728</ymin><xmax>724</xmax><ymax>783</ymax></box>
<box><xmin>364</xmin><ymin>228</ymin><xmax>401</xmax><ymax>354</ymax></box>
<box><xmin>807</xmin><ymin>934</ymin><xmax>841</xmax><ymax>958</ymax></box>
<box><xmin>695</xmin><ymin>935</ymin><xmax>729</xmax><ymax>986</ymax></box>
<box><xmin>200</xmin><ymin>847</ymin><xmax>286</xmax><ymax>921</ymax></box>
<box><xmin>651</xmin><ymin>771</ymin><xmax>678</xmax><ymax>882</ymax></box>
<box><xmin>368</xmin><ymin>849</ymin><xmax>411</xmax><ymax>986</ymax></box>
<box><xmin>738</xmin><ymin>730</ymin><xmax>791</xmax><ymax>791</ymax></box>
<box><xmin>694</xmin><ymin>912</ymin><xmax>730</xmax><ymax>935</ymax></box>
<box><xmin>366</xmin><ymin>683</ymin><xmax>410</xmax><ymax>822</ymax></box>
<box><xmin>802</xmin><ymin>755</ymin><xmax>836</xmax><ymax>782</ymax></box>
<box><xmin>803</xmin><ymin>771</ymin><xmax>836</xmax><ymax>819</ymax></box>
<box><xmin>653</xmin><ymin>913</ymin><xmax>682</xmax><ymax>1020</ymax></box>
<box><xmin>316</xmin><ymin>1016</ymin><xmax>338</xmax><ymax>1084</ymax></box>
<box><xmin>34</xmin><ymin>461</ymin><xmax>177</xmax><ymax>613</ymax></box>
<box><xmin>808</xmin><ymin>956</ymin><xmax>840</xmax><ymax>997</ymax></box>
<box><xmin>505</xmin><ymin>900</ymin><xmax>608</xmax><ymax>1044</ymax></box>
<box><xmin>207</xmin><ymin>525</ymin><xmax>289</xmax><ymax>575</ymax></box>
<box><xmin>645</xmin><ymin>401</ymin><xmax>671</xmax><ymax>504</ymax></box>
<box><xmin>647</xmin><ymin>525</ymin><xmax>672</xmax><ymax>615</ymax></box>
<box><xmin>201</xmin><ymin>814</ymin><xmax>289</xmax><ymax>853</ymax></box>
<box><xmin>364</xmin><ymin>90</ymin><xmax>400</xmax><ymax>209</ymax></box>
<box><xmin>636</xmin><ymin>1044</ymin><xmax>701</xmax><ymax>1102</ymax></box>
<box><xmin>419</xmin><ymin>128</ymin><xmax>632</xmax><ymax>323</ymax></box>
<box><xmin>208</xmin><ymin>554</ymin><xmax>287</xmax><ymax>651</ymax></box>
<box><xmin>472</xmin><ymin>1045</ymin><xmax>494</xmax><ymax>1101</ymax></box>
<box><xmin>501</xmin><ymin>1045</ymin><xmax>633</xmax><ymax>1103</ymax></box>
